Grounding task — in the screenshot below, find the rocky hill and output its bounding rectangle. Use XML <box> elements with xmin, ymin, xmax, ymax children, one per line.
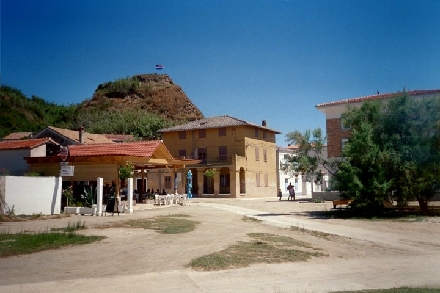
<box><xmin>80</xmin><ymin>74</ymin><xmax>204</xmax><ymax>121</ymax></box>
<box><xmin>0</xmin><ymin>74</ymin><xmax>204</xmax><ymax>139</ymax></box>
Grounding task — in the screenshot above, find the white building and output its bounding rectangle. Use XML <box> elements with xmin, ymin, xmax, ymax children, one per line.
<box><xmin>277</xmin><ymin>145</ymin><xmax>329</xmax><ymax>197</ymax></box>
<box><xmin>276</xmin><ymin>146</ymin><xmax>303</xmax><ymax>197</ymax></box>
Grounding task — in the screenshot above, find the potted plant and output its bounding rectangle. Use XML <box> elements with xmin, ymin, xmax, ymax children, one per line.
<box><xmin>63</xmin><ymin>186</ymin><xmax>80</xmax><ymax>214</ymax></box>
<box><xmin>79</xmin><ymin>185</ymin><xmax>97</xmax><ymax>215</ymax></box>
<box><xmin>119</xmin><ymin>161</ymin><xmax>135</xmax><ymax>190</ymax></box>
<box><xmin>204</xmin><ymin>168</ymin><xmax>216</xmax><ymax>178</ymax></box>
<box><xmin>119</xmin><ymin>161</ymin><xmax>134</xmax><ymax>179</ymax></box>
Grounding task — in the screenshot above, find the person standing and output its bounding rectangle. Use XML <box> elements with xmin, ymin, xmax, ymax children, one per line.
<box><xmin>278</xmin><ymin>188</ymin><xmax>282</xmax><ymax>200</ymax></box>
<box><xmin>287</xmin><ymin>182</ymin><xmax>295</xmax><ymax>201</ymax></box>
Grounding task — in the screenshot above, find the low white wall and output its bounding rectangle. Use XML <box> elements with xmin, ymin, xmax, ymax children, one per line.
<box><xmin>1</xmin><ymin>176</ymin><xmax>62</xmax><ymax>215</ymax></box>
<box><xmin>312</xmin><ymin>191</ymin><xmax>341</xmax><ymax>201</ymax></box>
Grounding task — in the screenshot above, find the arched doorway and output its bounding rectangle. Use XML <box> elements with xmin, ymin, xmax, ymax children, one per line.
<box><xmin>189</xmin><ymin>168</ymin><xmax>198</xmax><ymax>197</ymax></box>
<box><xmin>219</xmin><ymin>167</ymin><xmax>230</xmax><ymax>194</ymax></box>
<box><xmin>239</xmin><ymin>167</ymin><xmax>246</xmax><ymax>194</ymax></box>
<box><xmin>203</xmin><ymin>168</ymin><xmax>214</xmax><ymax>194</ymax></box>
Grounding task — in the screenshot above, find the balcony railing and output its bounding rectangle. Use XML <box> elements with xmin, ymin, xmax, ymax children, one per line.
<box><xmin>185</xmin><ymin>155</ymin><xmax>234</xmax><ymax>166</ymax></box>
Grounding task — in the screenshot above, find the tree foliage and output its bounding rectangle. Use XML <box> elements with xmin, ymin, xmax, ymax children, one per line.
<box><xmin>95</xmin><ymin>76</ymin><xmax>140</xmax><ymax>98</ymax></box>
<box><xmin>284</xmin><ymin>128</ymin><xmax>334</xmax><ymax>186</ymax></box>
<box><xmin>70</xmin><ymin>108</ymin><xmax>174</xmax><ymax>140</ymax></box>
<box><xmin>0</xmin><ymin>86</ymin><xmax>79</xmax><ymax>137</ymax></box>
<box><xmin>335</xmin><ymin>93</ymin><xmax>440</xmax><ymax>212</ymax></box>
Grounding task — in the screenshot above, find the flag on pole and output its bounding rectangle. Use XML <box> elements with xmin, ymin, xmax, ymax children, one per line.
<box><xmin>156</xmin><ymin>64</ymin><xmax>164</xmax><ymax>70</ymax></box>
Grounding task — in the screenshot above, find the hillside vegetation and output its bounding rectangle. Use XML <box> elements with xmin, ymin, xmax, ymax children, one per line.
<box><xmin>0</xmin><ymin>74</ymin><xmax>204</xmax><ymax>139</ymax></box>
<box><xmin>0</xmin><ymin>86</ymin><xmax>78</xmax><ymax>138</ymax></box>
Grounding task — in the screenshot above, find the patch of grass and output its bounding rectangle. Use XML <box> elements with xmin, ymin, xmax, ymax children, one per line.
<box><xmin>242</xmin><ymin>215</ymin><xmax>262</xmax><ymax>222</ymax></box>
<box><xmin>122</xmin><ymin>214</ymin><xmax>199</xmax><ymax>234</ymax></box>
<box><xmin>0</xmin><ymin>214</ymin><xmax>25</xmax><ymax>222</ymax></box>
<box><xmin>313</xmin><ymin>196</ymin><xmax>326</xmax><ymax>203</ymax></box>
<box><xmin>166</xmin><ymin>213</ymin><xmax>190</xmax><ymax>218</ymax></box>
<box><xmin>332</xmin><ymin>287</ymin><xmax>440</xmax><ymax>293</ymax></box>
<box><xmin>0</xmin><ymin>213</ymin><xmax>69</xmax><ymax>223</ymax></box>
<box><xmin>189</xmin><ymin>233</ymin><xmax>325</xmax><ymax>271</ymax></box>
<box><xmin>0</xmin><ymin>222</ymin><xmax>105</xmax><ymax>258</ymax></box>
<box><xmin>51</xmin><ymin>220</ymin><xmax>87</xmax><ymax>233</ymax></box>
<box><xmin>249</xmin><ymin>233</ymin><xmax>314</xmax><ymax>248</ymax></box>
<box><xmin>290</xmin><ymin>226</ymin><xmax>334</xmax><ymax>240</ymax></box>
<box><xmin>30</xmin><ymin>213</ymin><xmax>43</xmax><ymax>220</ymax></box>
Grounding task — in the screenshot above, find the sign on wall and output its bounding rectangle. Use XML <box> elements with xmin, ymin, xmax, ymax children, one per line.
<box><xmin>60</xmin><ymin>165</ymin><xmax>74</xmax><ymax>176</ymax></box>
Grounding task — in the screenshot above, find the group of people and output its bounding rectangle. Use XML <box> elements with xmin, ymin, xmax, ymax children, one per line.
<box><xmin>278</xmin><ymin>182</ymin><xmax>295</xmax><ymax>201</ymax></box>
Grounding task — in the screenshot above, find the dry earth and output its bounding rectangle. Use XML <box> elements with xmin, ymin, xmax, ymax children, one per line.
<box><xmin>1</xmin><ymin>196</ymin><xmax>440</xmax><ymax>293</ymax></box>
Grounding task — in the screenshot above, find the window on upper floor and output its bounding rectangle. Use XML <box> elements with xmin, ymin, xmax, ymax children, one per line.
<box><xmin>341</xmin><ymin>138</ymin><xmax>349</xmax><ymax>151</ymax></box>
<box><xmin>179</xmin><ymin>131</ymin><xmax>186</xmax><ymax>139</ymax></box>
<box><xmin>255</xmin><ymin>128</ymin><xmax>259</xmax><ymax>138</ymax></box>
<box><xmin>219</xmin><ymin>146</ymin><xmax>227</xmax><ymax>161</ymax></box>
<box><xmin>341</xmin><ymin>117</ymin><xmax>351</xmax><ymax>130</ymax></box>
<box><xmin>263</xmin><ymin>149</ymin><xmax>267</xmax><ymax>162</ymax></box>
<box><xmin>199</xmin><ymin>129</ymin><xmax>206</xmax><ymax>138</ymax></box>
<box><xmin>218</xmin><ymin>127</ymin><xmax>226</xmax><ymax>137</ymax></box>
<box><xmin>263</xmin><ymin>131</ymin><xmax>267</xmax><ymax>139</ymax></box>
<box><xmin>179</xmin><ymin>149</ymin><xmax>186</xmax><ymax>159</ymax></box>
<box><xmin>198</xmin><ymin>147</ymin><xmax>207</xmax><ymax>164</ymax></box>
<box><xmin>255</xmin><ymin>146</ymin><xmax>260</xmax><ymax>161</ymax></box>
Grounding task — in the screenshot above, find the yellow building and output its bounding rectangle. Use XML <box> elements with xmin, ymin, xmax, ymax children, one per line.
<box><xmin>159</xmin><ymin>115</ymin><xmax>281</xmax><ymax>198</ymax></box>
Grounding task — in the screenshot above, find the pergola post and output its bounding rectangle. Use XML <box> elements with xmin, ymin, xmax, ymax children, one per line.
<box><xmin>97</xmin><ymin>177</ymin><xmax>103</xmax><ymax>216</ymax></box>
<box><xmin>127</xmin><ymin>177</ymin><xmax>133</xmax><ymax>214</ymax></box>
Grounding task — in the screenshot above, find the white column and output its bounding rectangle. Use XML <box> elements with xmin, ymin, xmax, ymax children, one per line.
<box><xmin>323</xmin><ymin>175</ymin><xmax>329</xmax><ymax>190</ymax></box>
<box><xmin>97</xmin><ymin>177</ymin><xmax>103</xmax><ymax>217</ymax></box>
<box><xmin>305</xmin><ymin>181</ymin><xmax>312</xmax><ymax>196</ymax></box>
<box><xmin>127</xmin><ymin>177</ymin><xmax>134</xmax><ymax>214</ymax></box>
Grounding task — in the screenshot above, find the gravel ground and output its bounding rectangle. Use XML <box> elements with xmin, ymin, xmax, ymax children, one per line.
<box><xmin>1</xmin><ymin>195</ymin><xmax>439</xmax><ymax>293</ymax></box>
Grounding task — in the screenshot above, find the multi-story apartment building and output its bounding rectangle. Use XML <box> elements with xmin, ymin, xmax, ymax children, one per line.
<box><xmin>159</xmin><ymin>115</ymin><xmax>281</xmax><ymax>198</ymax></box>
<box><xmin>316</xmin><ymin>89</ymin><xmax>440</xmax><ymax>158</ymax></box>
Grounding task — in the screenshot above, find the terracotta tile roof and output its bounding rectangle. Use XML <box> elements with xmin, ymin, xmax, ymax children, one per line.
<box><xmin>2</xmin><ymin>132</ymin><xmax>33</xmax><ymax>140</ymax></box>
<box><xmin>0</xmin><ymin>138</ymin><xmax>56</xmax><ymax>150</ymax></box>
<box><xmin>103</xmin><ymin>134</ymin><xmax>136</xmax><ymax>142</ymax></box>
<box><xmin>68</xmin><ymin>140</ymin><xmax>165</xmax><ymax>157</ymax></box>
<box><xmin>42</xmin><ymin>126</ymin><xmax>114</xmax><ymax>144</ymax></box>
<box><xmin>316</xmin><ymin>89</ymin><xmax>440</xmax><ymax>108</ymax></box>
<box><xmin>159</xmin><ymin>115</ymin><xmax>281</xmax><ymax>134</ymax></box>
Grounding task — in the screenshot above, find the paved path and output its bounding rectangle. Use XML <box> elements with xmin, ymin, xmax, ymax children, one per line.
<box><xmin>194</xmin><ymin>202</ymin><xmax>431</xmax><ymax>253</ymax></box>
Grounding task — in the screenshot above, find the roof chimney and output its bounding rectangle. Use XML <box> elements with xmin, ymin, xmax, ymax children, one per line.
<box><xmin>79</xmin><ymin>126</ymin><xmax>85</xmax><ymax>144</ymax></box>
<box><xmin>262</xmin><ymin>120</ymin><xmax>267</xmax><ymax>127</ymax></box>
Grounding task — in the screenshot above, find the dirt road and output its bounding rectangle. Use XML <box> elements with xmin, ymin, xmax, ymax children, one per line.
<box><xmin>1</xmin><ymin>196</ymin><xmax>439</xmax><ymax>293</ymax></box>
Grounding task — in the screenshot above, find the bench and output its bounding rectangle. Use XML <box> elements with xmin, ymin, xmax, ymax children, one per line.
<box><xmin>333</xmin><ymin>199</ymin><xmax>352</xmax><ymax>209</ymax></box>
<box><xmin>382</xmin><ymin>200</ymin><xmax>420</xmax><ymax>211</ymax></box>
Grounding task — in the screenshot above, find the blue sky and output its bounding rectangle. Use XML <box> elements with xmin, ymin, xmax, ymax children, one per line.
<box><xmin>2</xmin><ymin>0</ymin><xmax>440</xmax><ymax>145</ymax></box>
